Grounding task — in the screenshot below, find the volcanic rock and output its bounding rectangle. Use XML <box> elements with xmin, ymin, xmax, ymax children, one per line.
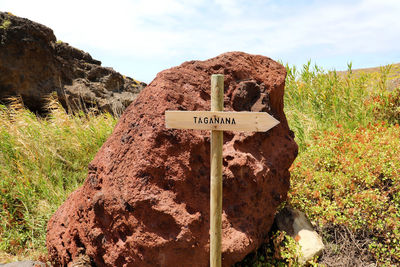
<box><xmin>46</xmin><ymin>51</ymin><xmax>298</xmax><ymax>266</ymax></box>
<box><xmin>0</xmin><ymin>12</ymin><xmax>145</xmax><ymax>115</ymax></box>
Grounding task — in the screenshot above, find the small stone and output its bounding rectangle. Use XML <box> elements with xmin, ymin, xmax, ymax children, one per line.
<box><xmin>275</xmin><ymin>207</ymin><xmax>325</xmax><ymax>264</ymax></box>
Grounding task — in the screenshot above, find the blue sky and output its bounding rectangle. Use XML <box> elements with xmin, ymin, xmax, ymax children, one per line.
<box><xmin>2</xmin><ymin>0</ymin><xmax>400</xmax><ymax>83</ymax></box>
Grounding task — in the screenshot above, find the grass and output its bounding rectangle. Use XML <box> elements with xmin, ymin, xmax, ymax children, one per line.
<box><xmin>284</xmin><ymin>61</ymin><xmax>400</xmax><ymax>150</ymax></box>
<box><xmin>0</xmin><ymin>62</ymin><xmax>399</xmax><ymax>265</ymax></box>
<box><xmin>0</xmin><ymin>98</ymin><xmax>117</xmax><ymax>262</ymax></box>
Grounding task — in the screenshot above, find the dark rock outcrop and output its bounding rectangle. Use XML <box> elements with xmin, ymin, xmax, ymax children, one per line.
<box><xmin>46</xmin><ymin>52</ymin><xmax>298</xmax><ymax>266</ymax></box>
<box><xmin>0</xmin><ymin>12</ymin><xmax>145</xmax><ymax>115</ymax></box>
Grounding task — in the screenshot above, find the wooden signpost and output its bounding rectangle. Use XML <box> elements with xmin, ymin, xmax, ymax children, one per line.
<box><xmin>165</xmin><ymin>74</ymin><xmax>280</xmax><ymax>267</ymax></box>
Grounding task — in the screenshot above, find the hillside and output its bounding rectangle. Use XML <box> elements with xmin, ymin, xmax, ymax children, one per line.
<box><xmin>338</xmin><ymin>63</ymin><xmax>400</xmax><ymax>91</ymax></box>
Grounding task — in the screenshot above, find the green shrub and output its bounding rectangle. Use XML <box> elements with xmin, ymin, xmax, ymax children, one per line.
<box><xmin>288</xmin><ymin>123</ymin><xmax>400</xmax><ymax>264</ymax></box>
<box><xmin>283</xmin><ymin>63</ymin><xmax>400</xmax><ymax>265</ymax></box>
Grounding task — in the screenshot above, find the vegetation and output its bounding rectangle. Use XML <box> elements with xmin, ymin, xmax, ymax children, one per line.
<box><xmin>238</xmin><ymin>63</ymin><xmax>400</xmax><ymax>266</ymax></box>
<box><xmin>0</xmin><ymin>63</ymin><xmax>399</xmax><ymax>265</ymax></box>
<box><xmin>286</xmin><ymin>63</ymin><xmax>400</xmax><ymax>266</ymax></box>
<box><xmin>0</xmin><ymin>99</ymin><xmax>117</xmax><ymax>262</ymax></box>
<box><xmin>0</xmin><ymin>19</ymin><xmax>11</xmax><ymax>30</ymax></box>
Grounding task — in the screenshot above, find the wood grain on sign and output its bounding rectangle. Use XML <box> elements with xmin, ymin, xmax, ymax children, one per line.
<box><xmin>165</xmin><ymin>111</ymin><xmax>280</xmax><ymax>132</ymax></box>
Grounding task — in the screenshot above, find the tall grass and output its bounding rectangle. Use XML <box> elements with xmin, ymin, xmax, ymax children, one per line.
<box><xmin>284</xmin><ymin>61</ymin><xmax>399</xmax><ymax>151</ymax></box>
<box><xmin>0</xmin><ymin>98</ymin><xmax>117</xmax><ymax>261</ymax></box>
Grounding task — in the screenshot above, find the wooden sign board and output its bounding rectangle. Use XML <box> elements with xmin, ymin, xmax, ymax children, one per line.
<box><xmin>165</xmin><ymin>111</ymin><xmax>279</xmax><ymax>132</ymax></box>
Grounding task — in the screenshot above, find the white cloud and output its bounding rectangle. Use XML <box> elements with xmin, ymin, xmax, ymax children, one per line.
<box><xmin>213</xmin><ymin>0</ymin><xmax>243</xmax><ymax>15</ymax></box>
<box><xmin>2</xmin><ymin>0</ymin><xmax>400</xmax><ymax>82</ymax></box>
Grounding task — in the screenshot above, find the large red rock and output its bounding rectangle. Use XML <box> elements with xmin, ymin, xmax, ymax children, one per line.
<box><xmin>46</xmin><ymin>52</ymin><xmax>298</xmax><ymax>266</ymax></box>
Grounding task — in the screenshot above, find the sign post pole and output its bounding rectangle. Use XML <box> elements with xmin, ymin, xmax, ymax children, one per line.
<box><xmin>210</xmin><ymin>74</ymin><xmax>224</xmax><ymax>267</ymax></box>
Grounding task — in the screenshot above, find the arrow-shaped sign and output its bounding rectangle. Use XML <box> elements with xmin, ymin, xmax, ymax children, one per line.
<box><xmin>165</xmin><ymin>111</ymin><xmax>279</xmax><ymax>132</ymax></box>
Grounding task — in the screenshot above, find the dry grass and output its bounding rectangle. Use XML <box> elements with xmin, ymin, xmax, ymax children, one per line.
<box><xmin>0</xmin><ymin>97</ymin><xmax>117</xmax><ymax>263</ymax></box>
